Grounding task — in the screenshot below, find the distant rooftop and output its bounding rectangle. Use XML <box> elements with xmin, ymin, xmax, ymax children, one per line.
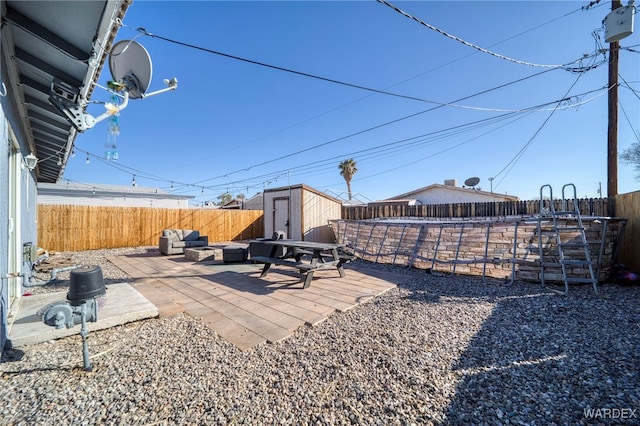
<box><xmin>38</xmin><ymin>182</ymin><xmax>191</xmax><ymax>197</ymax></box>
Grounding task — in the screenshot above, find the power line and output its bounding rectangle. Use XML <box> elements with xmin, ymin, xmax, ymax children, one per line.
<box><xmin>191</xmin><ymin>66</ymin><xmax>564</xmax><ymax>186</ymax></box>
<box><xmin>73</xmin><ymin>84</ymin><xmax>607</xmax><ymax>199</ymax></box>
<box><xmin>129</xmin><ymin>25</ymin><xmax>441</xmax><ymax>104</ymax></box>
<box><xmin>492</xmin><ymin>72</ymin><xmax>587</xmax><ymax>190</ymax></box>
<box><xmin>77</xmin><ymin>7</ymin><xmax>611</xmax><ymax>198</ymax></box>
<box><xmin>376</xmin><ymin>0</ymin><xmax>584</xmax><ymax>70</ymax></box>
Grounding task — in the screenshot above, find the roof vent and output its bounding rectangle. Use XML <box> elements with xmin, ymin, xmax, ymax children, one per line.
<box><xmin>444</xmin><ymin>179</ymin><xmax>457</xmax><ymax>187</ymax></box>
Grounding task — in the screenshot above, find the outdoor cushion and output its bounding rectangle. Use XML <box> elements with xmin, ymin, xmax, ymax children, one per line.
<box><xmin>183</xmin><ymin>230</ymin><xmax>200</xmax><ymax>241</ymax></box>
<box><xmin>163</xmin><ymin>229</ymin><xmax>182</xmax><ymax>241</ymax></box>
<box><xmin>186</xmin><ymin>240</ymin><xmax>206</xmax><ymax>248</ymax></box>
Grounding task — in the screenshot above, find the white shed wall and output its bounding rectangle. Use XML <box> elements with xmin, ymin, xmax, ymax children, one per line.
<box><xmin>302</xmin><ymin>190</ymin><xmax>342</xmax><ymax>242</ymax></box>
<box><xmin>263</xmin><ymin>187</ymin><xmax>302</xmax><ymax>239</ymax></box>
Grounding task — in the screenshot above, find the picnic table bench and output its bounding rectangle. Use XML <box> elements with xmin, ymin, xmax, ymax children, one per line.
<box><xmin>250</xmin><ymin>240</ymin><xmax>354</xmax><ymax>288</ymax></box>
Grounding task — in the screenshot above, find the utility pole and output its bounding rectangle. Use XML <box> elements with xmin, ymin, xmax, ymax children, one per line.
<box><xmin>607</xmin><ymin>0</ymin><xmax>621</xmax><ymax>198</ymax></box>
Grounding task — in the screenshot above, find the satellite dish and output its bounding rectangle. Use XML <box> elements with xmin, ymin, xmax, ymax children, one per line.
<box><xmin>464</xmin><ymin>177</ymin><xmax>480</xmax><ymax>187</ymax></box>
<box><xmin>109</xmin><ymin>40</ymin><xmax>153</xmax><ymax>99</ymax></box>
<box><xmin>50</xmin><ymin>39</ymin><xmax>177</xmax><ymax>132</ymax></box>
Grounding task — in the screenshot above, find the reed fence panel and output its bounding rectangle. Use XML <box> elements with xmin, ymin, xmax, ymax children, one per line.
<box><xmin>342</xmin><ymin>198</ymin><xmax>613</xmax><ymax>220</ymax></box>
<box><xmin>37</xmin><ymin>205</ymin><xmax>264</xmax><ymax>252</ymax></box>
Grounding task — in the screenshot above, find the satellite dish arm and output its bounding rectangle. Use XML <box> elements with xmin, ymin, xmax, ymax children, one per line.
<box><xmin>80</xmin><ymin>78</ymin><xmax>176</xmax><ymax>128</ymax></box>
<box><xmin>84</xmin><ymin>90</ymin><xmax>130</xmax><ymax>129</ymax></box>
<box><xmin>49</xmin><ymin>76</ymin><xmax>178</xmax><ymax>132</ymax></box>
<box><xmin>140</xmin><ymin>77</ymin><xmax>178</xmax><ymax>99</ymax></box>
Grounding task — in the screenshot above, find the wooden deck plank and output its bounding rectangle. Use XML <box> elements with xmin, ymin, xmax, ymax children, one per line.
<box><xmin>108</xmin><ymin>254</ymin><xmax>403</xmax><ymax>349</ymax></box>
<box><xmin>198</xmin><ymin>310</ymin><xmax>266</xmax><ymax>351</ymax></box>
<box><xmin>217</xmin><ymin>292</ymin><xmax>302</xmax><ymax>331</ymax></box>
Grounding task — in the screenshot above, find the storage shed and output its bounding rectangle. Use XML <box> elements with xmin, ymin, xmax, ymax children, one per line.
<box><xmin>263</xmin><ymin>184</ymin><xmax>342</xmax><ymax>242</ymax></box>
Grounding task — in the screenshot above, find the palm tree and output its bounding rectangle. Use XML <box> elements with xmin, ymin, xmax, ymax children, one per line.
<box><xmin>339</xmin><ymin>158</ymin><xmax>357</xmax><ymax>200</ymax></box>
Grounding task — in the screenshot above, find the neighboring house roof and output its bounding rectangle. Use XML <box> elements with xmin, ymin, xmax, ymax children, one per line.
<box><xmin>323</xmin><ymin>189</ymin><xmax>370</xmax><ymax>206</ymax></box>
<box><xmin>37</xmin><ymin>182</ymin><xmax>193</xmax><ymax>207</ymax></box>
<box><xmin>242</xmin><ymin>193</ymin><xmax>264</xmax><ymax>210</ymax></box>
<box><xmin>368</xmin><ymin>199</ymin><xmax>419</xmax><ymax>207</ymax></box>
<box><xmin>222</xmin><ymin>199</ymin><xmax>243</xmax><ymax>209</ymax></box>
<box><xmin>387</xmin><ymin>183</ymin><xmax>519</xmax><ymax>204</ymax></box>
<box><xmin>2</xmin><ymin>0</ymin><xmax>130</xmax><ymax>183</ymax></box>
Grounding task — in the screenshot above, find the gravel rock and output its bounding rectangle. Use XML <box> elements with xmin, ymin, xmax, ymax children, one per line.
<box><xmin>2</xmin><ymin>247</ymin><xmax>639</xmax><ymax>425</ymax></box>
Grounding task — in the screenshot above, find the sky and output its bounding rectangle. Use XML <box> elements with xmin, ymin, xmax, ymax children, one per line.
<box><xmin>64</xmin><ymin>0</ymin><xmax>640</xmax><ymax>205</ymax></box>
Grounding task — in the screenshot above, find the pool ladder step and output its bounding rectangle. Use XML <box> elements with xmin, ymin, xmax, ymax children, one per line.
<box><xmin>538</xmin><ymin>183</ymin><xmax>599</xmax><ymax>295</ymax></box>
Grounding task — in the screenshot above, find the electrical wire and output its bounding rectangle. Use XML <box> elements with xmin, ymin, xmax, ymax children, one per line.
<box><xmin>376</xmin><ymin>0</ymin><xmax>584</xmax><ymax>70</ymax></box>
<box><xmin>73</xmin><ymin>83</ymin><xmax>607</xmax><ymax>199</ymax></box>
<box><xmin>124</xmin><ymin>22</ymin><xmax>603</xmax><ymax>107</ymax></box>
<box><xmin>491</xmin><ymin>72</ymin><xmax>588</xmax><ymax>191</ymax></box>
<box><xmin>190</xmin><ymin>66</ymin><xmax>563</xmax><ymax>187</ymax></box>
<box><xmin>76</xmin><ymin>7</ymin><xmax>611</xmax><ymax>198</ymax></box>
<box><xmin>169</xmin><ymin>9</ymin><xmax>606</xmax><ymax>175</ymax></box>
<box><xmin>619</xmin><ymin>73</ymin><xmax>640</xmax><ymax>100</ymax></box>
<box><xmin>618</xmin><ymin>99</ymin><xmax>640</xmax><ymax>145</ymax></box>
<box><xmin>128</xmin><ymin>25</ymin><xmax>440</xmax><ymax>104</ymax></box>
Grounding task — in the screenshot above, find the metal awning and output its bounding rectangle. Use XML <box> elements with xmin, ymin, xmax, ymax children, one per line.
<box><xmin>1</xmin><ymin>0</ymin><xmax>130</xmax><ymax>183</ymax></box>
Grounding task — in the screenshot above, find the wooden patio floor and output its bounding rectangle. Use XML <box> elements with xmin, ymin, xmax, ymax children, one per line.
<box><xmin>108</xmin><ymin>252</ymin><xmax>406</xmax><ymax>350</ymax></box>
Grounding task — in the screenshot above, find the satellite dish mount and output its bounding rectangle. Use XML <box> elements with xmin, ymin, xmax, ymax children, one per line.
<box><xmin>49</xmin><ymin>40</ymin><xmax>178</xmax><ymax>132</ymax></box>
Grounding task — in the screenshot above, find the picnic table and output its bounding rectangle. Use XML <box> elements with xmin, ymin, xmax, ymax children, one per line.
<box><xmin>250</xmin><ymin>240</ymin><xmax>354</xmax><ymax>288</ymax></box>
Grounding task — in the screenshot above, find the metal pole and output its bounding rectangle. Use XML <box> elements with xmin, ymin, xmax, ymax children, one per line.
<box><xmin>80</xmin><ymin>303</ymin><xmax>92</xmax><ymax>371</ymax></box>
<box><xmin>607</xmin><ymin>0</ymin><xmax>621</xmax><ymax>198</ymax></box>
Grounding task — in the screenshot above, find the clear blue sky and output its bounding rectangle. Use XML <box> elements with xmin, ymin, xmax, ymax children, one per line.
<box><xmin>65</xmin><ymin>0</ymin><xmax>640</xmax><ymax>204</ymax></box>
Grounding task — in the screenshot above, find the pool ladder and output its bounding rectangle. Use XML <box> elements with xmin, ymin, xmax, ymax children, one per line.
<box><xmin>538</xmin><ymin>184</ymin><xmax>598</xmax><ymax>295</ymax></box>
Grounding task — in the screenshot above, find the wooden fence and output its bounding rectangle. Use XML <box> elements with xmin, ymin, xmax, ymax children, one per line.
<box><xmin>614</xmin><ymin>190</ymin><xmax>640</xmax><ymax>274</ymax></box>
<box><xmin>37</xmin><ymin>205</ymin><xmax>264</xmax><ymax>252</ymax></box>
<box><xmin>342</xmin><ymin>198</ymin><xmax>613</xmax><ymax>220</ymax></box>
<box><xmin>37</xmin><ymin>192</ymin><xmax>638</xmax><ymax>274</ymax></box>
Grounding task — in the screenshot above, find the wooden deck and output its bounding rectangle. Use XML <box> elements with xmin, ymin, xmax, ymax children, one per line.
<box><xmin>108</xmin><ymin>253</ymin><xmax>405</xmax><ymax>350</ymax></box>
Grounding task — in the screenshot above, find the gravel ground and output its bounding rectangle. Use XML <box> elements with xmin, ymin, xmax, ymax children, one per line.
<box><xmin>2</xmin><ymin>247</ymin><xmax>639</xmax><ymax>425</ymax></box>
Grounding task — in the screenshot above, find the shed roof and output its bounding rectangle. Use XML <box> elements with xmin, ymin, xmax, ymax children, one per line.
<box><xmin>264</xmin><ymin>184</ymin><xmax>343</xmax><ymax>204</ymax></box>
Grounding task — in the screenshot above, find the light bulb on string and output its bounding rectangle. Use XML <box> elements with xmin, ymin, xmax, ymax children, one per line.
<box><xmin>85</xmin><ymin>154</ymin><xmax>90</xmax><ymax>164</ymax></box>
<box><xmin>56</xmin><ymin>155</ymin><xmax>62</xmax><ymax>166</ymax></box>
<box><xmin>132</xmin><ymin>175</ymin><xmax>137</xmax><ymax>187</ymax></box>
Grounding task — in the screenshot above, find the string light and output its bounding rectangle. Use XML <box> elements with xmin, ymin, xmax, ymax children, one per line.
<box><xmin>56</xmin><ymin>155</ymin><xmax>62</xmax><ymax>166</ymax></box>
<box><xmin>85</xmin><ymin>154</ymin><xmax>90</xmax><ymax>164</ymax></box>
<box><xmin>132</xmin><ymin>174</ymin><xmax>137</xmax><ymax>187</ymax></box>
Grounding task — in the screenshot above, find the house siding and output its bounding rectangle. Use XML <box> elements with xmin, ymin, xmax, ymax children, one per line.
<box><xmin>389</xmin><ymin>183</ymin><xmax>518</xmax><ymax>205</ymax></box>
<box><xmin>0</xmin><ymin>106</ymin><xmax>8</xmax><ymax>350</ymax></box>
<box><xmin>407</xmin><ymin>187</ymin><xmax>516</xmax><ymax>204</ymax></box>
<box><xmin>1</xmin><ymin>104</ymin><xmax>39</xmax><ymax>350</ymax></box>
